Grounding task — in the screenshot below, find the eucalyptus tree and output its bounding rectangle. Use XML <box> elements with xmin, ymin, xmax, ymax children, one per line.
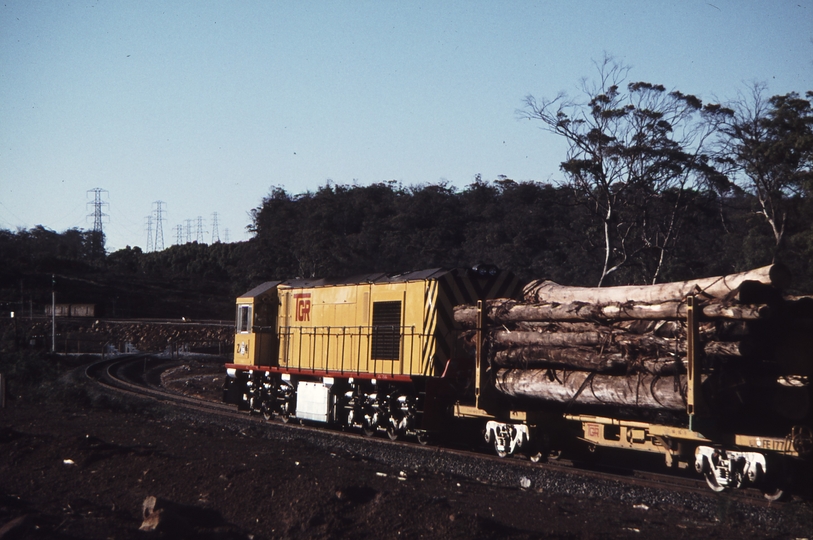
<box><xmin>716</xmin><ymin>85</ymin><xmax>813</xmax><ymax>254</ymax></box>
<box><xmin>521</xmin><ymin>56</ymin><xmax>730</xmax><ymax>286</ymax></box>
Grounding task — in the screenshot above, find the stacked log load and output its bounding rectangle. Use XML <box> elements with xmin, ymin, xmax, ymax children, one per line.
<box><xmin>454</xmin><ymin>265</ymin><xmax>812</xmax><ymax>425</ymax></box>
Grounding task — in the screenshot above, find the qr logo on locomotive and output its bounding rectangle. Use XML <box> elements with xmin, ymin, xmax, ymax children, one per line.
<box><xmin>294</xmin><ymin>293</ymin><xmax>311</xmax><ymax>322</ymax></box>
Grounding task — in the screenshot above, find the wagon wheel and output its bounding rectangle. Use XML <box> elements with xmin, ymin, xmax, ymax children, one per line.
<box><xmin>704</xmin><ymin>470</ymin><xmax>726</xmax><ymax>492</ymax></box>
<box><xmin>494</xmin><ymin>439</ymin><xmax>508</xmax><ymax>458</ymax></box>
<box><xmin>762</xmin><ymin>486</ymin><xmax>786</xmax><ymax>502</ymax></box>
<box><xmin>761</xmin><ymin>461</ymin><xmax>791</xmax><ymax>501</ymax></box>
<box><xmin>416</xmin><ymin>432</ymin><xmax>430</xmax><ymax>446</ymax></box>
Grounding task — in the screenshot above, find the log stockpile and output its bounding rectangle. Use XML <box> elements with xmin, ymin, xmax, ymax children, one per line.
<box><xmin>455</xmin><ymin>265</ymin><xmax>812</xmax><ymax>423</ymax></box>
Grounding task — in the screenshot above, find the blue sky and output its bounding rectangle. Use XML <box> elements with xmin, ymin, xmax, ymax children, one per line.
<box><xmin>1</xmin><ymin>1</ymin><xmax>811</xmax><ymax>252</ymax></box>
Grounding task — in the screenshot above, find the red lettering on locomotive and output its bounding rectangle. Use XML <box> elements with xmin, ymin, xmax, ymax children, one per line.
<box><xmin>294</xmin><ymin>293</ymin><xmax>311</xmax><ymax>322</ymax></box>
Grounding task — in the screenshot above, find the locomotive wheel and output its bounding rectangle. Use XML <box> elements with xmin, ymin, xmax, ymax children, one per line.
<box><xmin>261</xmin><ymin>406</ymin><xmax>273</xmax><ymax>422</ymax></box>
<box><xmin>386</xmin><ymin>425</ymin><xmax>400</xmax><ymax>441</ymax></box>
<box><xmin>361</xmin><ymin>418</ymin><xmax>376</xmax><ymax>437</ymax></box>
<box><xmin>548</xmin><ymin>449</ymin><xmax>563</xmax><ymax>461</ymax></box>
<box><xmin>529</xmin><ymin>452</ymin><xmax>543</xmax><ymax>463</ymax></box>
<box><xmin>280</xmin><ymin>411</ymin><xmax>292</xmax><ymax>424</ymax></box>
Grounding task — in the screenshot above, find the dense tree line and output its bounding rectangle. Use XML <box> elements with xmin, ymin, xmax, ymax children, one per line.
<box><xmin>1</xmin><ymin>70</ymin><xmax>810</xmax><ymax>317</ymax></box>
<box><xmin>247</xmin><ymin>179</ymin><xmax>811</xmax><ymax>292</ymax></box>
<box><xmin>1</xmin><ymin>175</ymin><xmax>810</xmax><ymax>319</ymax></box>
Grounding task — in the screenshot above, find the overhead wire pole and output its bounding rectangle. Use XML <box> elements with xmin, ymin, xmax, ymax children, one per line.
<box><xmin>185</xmin><ymin>219</ymin><xmax>193</xmax><ymax>243</ymax></box>
<box><xmin>175</xmin><ymin>224</ymin><xmax>184</xmax><ymax>245</ymax></box>
<box><xmin>51</xmin><ymin>274</ymin><xmax>55</xmax><ymax>353</ymax></box>
<box><xmin>153</xmin><ymin>201</ymin><xmax>166</xmax><ymax>251</ymax></box>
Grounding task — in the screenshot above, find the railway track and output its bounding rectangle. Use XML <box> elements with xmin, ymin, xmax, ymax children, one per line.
<box><xmin>84</xmin><ymin>354</ymin><xmax>797</xmax><ymax>507</ymax></box>
<box><xmin>84</xmin><ymin>354</ymin><xmax>237</xmax><ymax>416</ymax></box>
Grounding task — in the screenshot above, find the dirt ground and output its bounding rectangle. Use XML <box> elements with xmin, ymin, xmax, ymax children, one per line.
<box><xmin>1</xmin><ymin>356</ymin><xmax>811</xmax><ymax>539</ymax></box>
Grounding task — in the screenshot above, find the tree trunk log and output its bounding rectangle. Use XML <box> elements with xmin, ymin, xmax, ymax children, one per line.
<box><xmin>491</xmin><ymin>330</ymin><xmax>746</xmax><ymax>359</ymax></box>
<box><xmin>454</xmin><ymin>300</ymin><xmax>768</xmax><ymax>326</ymax></box>
<box><xmin>523</xmin><ymin>264</ymin><xmax>790</xmax><ymax>304</ymax></box>
<box><xmin>492</xmin><ymin>347</ymin><xmax>683</xmax><ymax>374</ymax></box>
<box><xmin>490</xmin><ymin>331</ymin><xmax>747</xmax><ymax>363</ymax></box>
<box><xmin>491</xmin><ymin>329</ymin><xmax>607</xmax><ymax>347</ymax></box>
<box><xmin>494</xmin><ymin>368</ymin><xmax>688</xmax><ymax>411</ymax></box>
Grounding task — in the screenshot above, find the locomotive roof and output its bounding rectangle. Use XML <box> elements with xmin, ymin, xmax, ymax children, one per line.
<box><xmin>280</xmin><ymin>268</ymin><xmax>454</xmax><ymax>289</ymax></box>
<box><xmin>238</xmin><ymin>280</ymin><xmax>283</xmax><ymax>299</ymax></box>
<box><xmin>240</xmin><ymin>266</ymin><xmax>513</xmax><ymax>297</ymax></box>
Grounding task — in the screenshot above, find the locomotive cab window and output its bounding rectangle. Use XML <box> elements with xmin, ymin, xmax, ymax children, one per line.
<box><xmin>236</xmin><ymin>304</ymin><xmax>252</xmax><ymax>333</ymax></box>
<box><xmin>253</xmin><ymin>301</ymin><xmax>272</xmax><ymax>328</ymax></box>
<box><xmin>371</xmin><ymin>301</ymin><xmax>401</xmax><ymax>360</ymax></box>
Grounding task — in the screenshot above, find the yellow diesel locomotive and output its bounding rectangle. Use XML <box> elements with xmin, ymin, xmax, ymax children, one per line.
<box><xmin>223</xmin><ymin>266</ymin><xmax>521</xmax><ymax>441</ymax></box>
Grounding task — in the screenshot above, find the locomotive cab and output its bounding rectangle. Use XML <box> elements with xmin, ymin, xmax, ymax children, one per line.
<box><xmin>232</xmin><ymin>281</ymin><xmax>280</xmax><ymax>366</ymax></box>
<box><xmin>224</xmin><ymin>281</ymin><xmax>280</xmax><ymax>405</ymax></box>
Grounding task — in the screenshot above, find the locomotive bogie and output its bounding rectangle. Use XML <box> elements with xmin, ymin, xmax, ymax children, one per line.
<box><xmin>225</xmin><ymin>367</ymin><xmax>429</xmax><ymax>440</ymax></box>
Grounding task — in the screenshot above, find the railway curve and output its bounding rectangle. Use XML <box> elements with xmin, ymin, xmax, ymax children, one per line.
<box><xmin>83</xmin><ymin>354</ymin><xmax>801</xmax><ymax>510</ymax></box>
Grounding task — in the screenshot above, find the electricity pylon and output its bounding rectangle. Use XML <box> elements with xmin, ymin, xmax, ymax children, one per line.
<box><xmin>145</xmin><ymin>215</ymin><xmax>154</xmax><ymax>252</ymax></box>
<box><xmin>153</xmin><ymin>201</ymin><xmax>166</xmax><ymax>251</ymax></box>
<box><xmin>211</xmin><ymin>212</ymin><xmax>220</xmax><ymax>243</ymax></box>
<box><xmin>86</xmin><ymin>188</ymin><xmax>109</xmax><ymax>257</ymax></box>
